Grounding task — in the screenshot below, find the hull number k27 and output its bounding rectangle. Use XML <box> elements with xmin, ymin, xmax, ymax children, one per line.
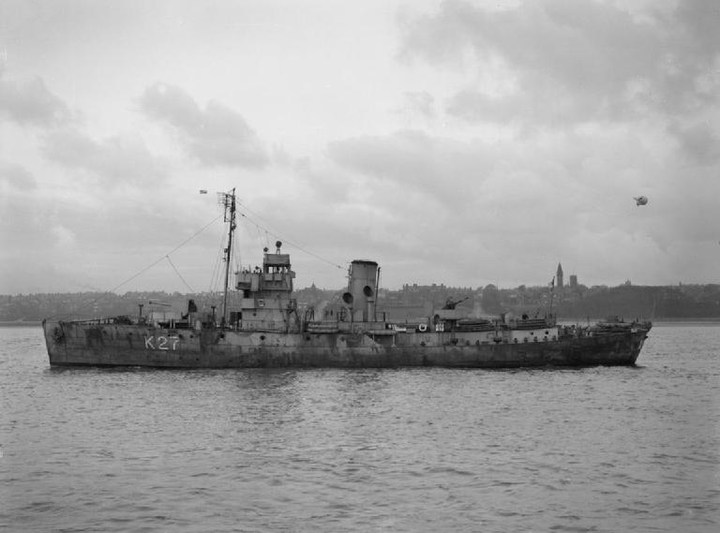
<box><xmin>144</xmin><ymin>335</ymin><xmax>179</xmax><ymax>351</ymax></box>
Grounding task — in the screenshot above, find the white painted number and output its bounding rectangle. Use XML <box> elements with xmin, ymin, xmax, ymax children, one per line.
<box><xmin>144</xmin><ymin>335</ymin><xmax>180</xmax><ymax>350</ymax></box>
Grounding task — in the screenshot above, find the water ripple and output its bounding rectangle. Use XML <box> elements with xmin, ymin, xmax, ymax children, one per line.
<box><xmin>1</xmin><ymin>324</ymin><xmax>719</xmax><ymax>532</ymax></box>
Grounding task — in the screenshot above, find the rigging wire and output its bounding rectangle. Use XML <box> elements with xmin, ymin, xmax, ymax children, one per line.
<box><xmin>166</xmin><ymin>255</ymin><xmax>195</xmax><ymax>293</ymax></box>
<box><xmin>44</xmin><ymin>213</ymin><xmax>222</xmax><ymax>320</ymax></box>
<box><xmin>107</xmin><ymin>214</ymin><xmax>222</xmax><ymax>294</ymax></box>
<box><xmin>44</xmin><ymin>194</ymin><xmax>344</xmax><ymax>319</ymax></box>
<box><xmin>207</xmin><ymin>219</ymin><xmax>240</xmax><ymax>307</ymax></box>
<box><xmin>208</xmin><ymin>244</ymin><xmax>223</xmax><ymax>293</ymax></box>
<box><xmin>208</xmin><ymin>228</ymin><xmax>229</xmax><ymax>294</ymax></box>
<box><xmin>237</xmin><ymin>208</ymin><xmax>344</xmax><ymax>271</ymax></box>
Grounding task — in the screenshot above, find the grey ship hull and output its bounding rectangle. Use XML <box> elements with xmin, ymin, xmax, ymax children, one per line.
<box><xmin>43</xmin><ymin>319</ymin><xmax>650</xmax><ymax>369</ymax></box>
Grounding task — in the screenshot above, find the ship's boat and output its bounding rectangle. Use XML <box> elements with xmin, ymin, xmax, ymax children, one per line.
<box><xmin>42</xmin><ymin>190</ymin><xmax>652</xmax><ymax>369</ymax></box>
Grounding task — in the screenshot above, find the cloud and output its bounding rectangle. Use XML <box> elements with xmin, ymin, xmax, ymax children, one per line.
<box><xmin>138</xmin><ymin>82</ymin><xmax>269</xmax><ymax>168</ymax></box>
<box><xmin>328</xmin><ymin>129</ymin><xmax>495</xmax><ymax>208</ymax></box>
<box><xmin>50</xmin><ymin>224</ymin><xmax>77</xmax><ymax>248</ymax></box>
<box><xmin>318</xmin><ymin>116</ymin><xmax>717</xmax><ymax>287</ymax></box>
<box><xmin>403</xmin><ymin>91</ymin><xmax>435</xmax><ymax>119</ymax></box>
<box><xmin>668</xmin><ymin>120</ymin><xmax>720</xmax><ymax>166</ymax></box>
<box><xmin>0</xmin><ymin>161</ymin><xmax>37</xmax><ymax>190</ymax></box>
<box><xmin>400</xmin><ymin>0</ymin><xmax>720</xmax><ymax>125</ymax></box>
<box><xmin>42</xmin><ymin>129</ymin><xmax>167</xmax><ymax>184</ymax></box>
<box><xmin>2</xmin><ymin>0</ymin><xmax>717</xmax><ymax>292</ymax></box>
<box><xmin>0</xmin><ymin>72</ymin><xmax>73</xmax><ymax>126</ymax></box>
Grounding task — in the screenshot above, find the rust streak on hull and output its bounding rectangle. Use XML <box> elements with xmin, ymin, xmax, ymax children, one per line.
<box><xmin>43</xmin><ymin>320</ymin><xmax>650</xmax><ymax>369</ymax></box>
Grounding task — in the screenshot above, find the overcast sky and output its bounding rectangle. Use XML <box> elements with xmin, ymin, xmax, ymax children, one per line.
<box><xmin>1</xmin><ymin>0</ymin><xmax>719</xmax><ymax>295</ymax></box>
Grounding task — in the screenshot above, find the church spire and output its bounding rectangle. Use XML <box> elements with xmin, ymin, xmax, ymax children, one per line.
<box><xmin>556</xmin><ymin>263</ymin><xmax>564</xmax><ymax>289</ymax></box>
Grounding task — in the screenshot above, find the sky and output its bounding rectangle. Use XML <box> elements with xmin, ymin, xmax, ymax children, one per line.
<box><xmin>1</xmin><ymin>0</ymin><xmax>719</xmax><ymax>295</ymax></box>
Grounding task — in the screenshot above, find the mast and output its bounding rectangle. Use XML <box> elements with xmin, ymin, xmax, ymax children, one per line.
<box><xmin>221</xmin><ymin>188</ymin><xmax>237</xmax><ymax>326</ymax></box>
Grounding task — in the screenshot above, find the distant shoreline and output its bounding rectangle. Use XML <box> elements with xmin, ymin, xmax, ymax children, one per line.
<box><xmin>2</xmin><ymin>317</ymin><xmax>719</xmax><ymax>328</ymax></box>
<box><xmin>561</xmin><ymin>317</ymin><xmax>720</xmax><ymax>324</ymax></box>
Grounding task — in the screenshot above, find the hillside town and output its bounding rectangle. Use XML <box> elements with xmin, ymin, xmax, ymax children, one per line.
<box><xmin>2</xmin><ymin>263</ymin><xmax>719</xmax><ymax>323</ymax></box>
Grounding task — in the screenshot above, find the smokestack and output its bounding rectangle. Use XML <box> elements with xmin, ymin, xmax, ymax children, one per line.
<box><xmin>342</xmin><ymin>260</ymin><xmax>379</xmax><ymax>322</ymax></box>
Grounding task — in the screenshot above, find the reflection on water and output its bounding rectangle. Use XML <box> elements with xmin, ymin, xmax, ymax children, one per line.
<box><xmin>1</xmin><ymin>325</ymin><xmax>719</xmax><ymax>533</ymax></box>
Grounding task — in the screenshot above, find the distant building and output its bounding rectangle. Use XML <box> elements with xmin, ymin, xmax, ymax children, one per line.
<box><xmin>569</xmin><ymin>274</ymin><xmax>578</xmax><ymax>289</ymax></box>
<box><xmin>556</xmin><ymin>263</ymin><xmax>564</xmax><ymax>290</ymax></box>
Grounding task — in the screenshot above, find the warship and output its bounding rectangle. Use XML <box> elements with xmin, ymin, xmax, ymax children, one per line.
<box><xmin>42</xmin><ymin>190</ymin><xmax>651</xmax><ymax>368</ymax></box>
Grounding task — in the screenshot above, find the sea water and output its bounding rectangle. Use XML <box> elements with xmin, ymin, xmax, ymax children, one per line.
<box><xmin>1</xmin><ymin>323</ymin><xmax>719</xmax><ymax>532</ymax></box>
